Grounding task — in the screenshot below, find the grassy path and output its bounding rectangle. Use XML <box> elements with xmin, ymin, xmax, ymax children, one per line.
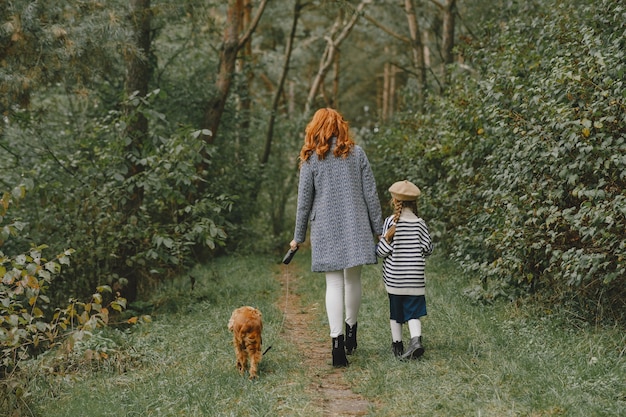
<box><xmin>275</xmin><ymin>262</ymin><xmax>370</xmax><ymax>416</ymax></box>
<box><xmin>23</xmin><ymin>250</ymin><xmax>625</xmax><ymax>416</ymax></box>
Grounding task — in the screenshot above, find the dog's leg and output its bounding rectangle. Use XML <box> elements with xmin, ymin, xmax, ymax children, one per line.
<box><xmin>248</xmin><ymin>351</ymin><xmax>261</xmax><ymax>379</ymax></box>
<box><xmin>247</xmin><ymin>336</ymin><xmax>262</xmax><ymax>379</ymax></box>
<box><xmin>242</xmin><ymin>343</ymin><xmax>250</xmax><ymax>376</ymax></box>
<box><xmin>235</xmin><ymin>336</ymin><xmax>247</xmax><ymax>376</ymax></box>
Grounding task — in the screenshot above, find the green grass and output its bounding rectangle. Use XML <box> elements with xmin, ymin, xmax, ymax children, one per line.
<box><xmin>25</xmin><ymin>254</ymin><xmax>313</xmax><ymax>417</ymax></box>
<box><xmin>18</xmin><ymin>251</ymin><xmax>626</xmax><ymax>416</ymax></box>
<box><xmin>289</xmin><ymin>251</ymin><xmax>625</xmax><ymax>417</ymax></box>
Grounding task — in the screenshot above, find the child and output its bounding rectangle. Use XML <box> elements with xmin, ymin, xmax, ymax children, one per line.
<box><xmin>376</xmin><ymin>180</ymin><xmax>433</xmax><ymax>359</ymax></box>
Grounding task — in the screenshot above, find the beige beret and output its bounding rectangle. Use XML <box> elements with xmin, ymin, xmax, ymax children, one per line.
<box><xmin>389</xmin><ymin>180</ymin><xmax>421</xmax><ymax>201</ymax></box>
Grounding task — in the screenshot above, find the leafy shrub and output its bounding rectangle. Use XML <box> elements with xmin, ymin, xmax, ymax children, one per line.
<box><xmin>2</xmin><ymin>89</ymin><xmax>233</xmax><ymax>303</ymax></box>
<box><xmin>371</xmin><ymin>0</ymin><xmax>626</xmax><ymax>323</ymax></box>
<box><xmin>460</xmin><ymin>0</ymin><xmax>625</xmax><ymax>319</ymax></box>
<box><xmin>1</xmin><ymin>187</ymin><xmax>151</xmax><ymax>415</ymax></box>
<box><xmin>0</xmin><ymin>187</ymin><xmax>136</xmax><ymax>377</ymax></box>
<box><xmin>0</xmin><ymin>243</ymin><xmax>73</xmax><ymax>377</ymax></box>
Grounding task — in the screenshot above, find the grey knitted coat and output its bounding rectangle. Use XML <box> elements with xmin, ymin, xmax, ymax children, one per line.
<box><xmin>293</xmin><ymin>140</ymin><xmax>383</xmax><ymax>272</ymax></box>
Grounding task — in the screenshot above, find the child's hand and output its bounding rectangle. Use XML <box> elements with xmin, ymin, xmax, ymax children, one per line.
<box><xmin>384</xmin><ymin>225</ymin><xmax>396</xmax><ymax>242</ymax></box>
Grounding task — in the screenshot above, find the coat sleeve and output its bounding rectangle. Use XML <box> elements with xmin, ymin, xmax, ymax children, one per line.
<box><xmin>376</xmin><ymin>217</ymin><xmax>394</xmax><ymax>258</ymax></box>
<box><xmin>417</xmin><ymin>218</ymin><xmax>434</xmax><ymax>257</ymax></box>
<box><xmin>358</xmin><ymin>147</ymin><xmax>383</xmax><ymax>236</ymax></box>
<box><xmin>294</xmin><ymin>161</ymin><xmax>315</xmax><ymax>243</ymax></box>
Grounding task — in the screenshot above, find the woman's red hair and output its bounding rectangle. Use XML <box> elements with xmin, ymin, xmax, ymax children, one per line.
<box><xmin>299</xmin><ymin>108</ymin><xmax>355</xmax><ymax>163</ymax></box>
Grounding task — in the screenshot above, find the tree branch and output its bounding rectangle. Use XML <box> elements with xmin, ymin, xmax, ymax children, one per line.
<box><xmin>361</xmin><ymin>11</ymin><xmax>410</xmax><ymax>44</ymax></box>
<box><xmin>238</xmin><ymin>0</ymin><xmax>269</xmax><ymax>50</ymax></box>
<box><xmin>41</xmin><ymin>141</ymin><xmax>89</xmax><ymax>187</ymax></box>
<box><xmin>304</xmin><ymin>0</ymin><xmax>371</xmax><ymax>114</ymax></box>
<box><xmin>261</xmin><ymin>0</ymin><xmax>301</xmax><ymax>165</ymax></box>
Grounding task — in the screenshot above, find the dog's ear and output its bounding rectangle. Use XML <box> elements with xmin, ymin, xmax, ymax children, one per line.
<box><xmin>228</xmin><ymin>314</ymin><xmax>235</xmax><ymax>331</ymax></box>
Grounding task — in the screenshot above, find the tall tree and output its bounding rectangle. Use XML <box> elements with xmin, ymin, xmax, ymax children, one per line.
<box><xmin>404</xmin><ymin>0</ymin><xmax>427</xmax><ymax>108</ymax></box>
<box><xmin>121</xmin><ymin>0</ymin><xmax>153</xmax><ymax>301</ymax></box>
<box><xmin>125</xmin><ymin>0</ymin><xmax>152</xmax><ymax>133</ymax></box>
<box><xmin>432</xmin><ymin>0</ymin><xmax>457</xmax><ymax>87</ymax></box>
<box><xmin>261</xmin><ymin>0</ymin><xmax>302</xmax><ymax>165</ymax></box>
<box><xmin>124</xmin><ymin>0</ymin><xmax>152</xmax><ymax>203</ymax></box>
<box><xmin>202</xmin><ymin>0</ymin><xmax>268</xmax><ymax>144</ymax></box>
<box><xmin>304</xmin><ymin>0</ymin><xmax>371</xmax><ymax>115</ymax></box>
<box><xmin>237</xmin><ymin>0</ymin><xmax>254</xmax><ymax>139</ymax></box>
<box><xmin>440</xmin><ymin>0</ymin><xmax>456</xmax><ymax>66</ymax></box>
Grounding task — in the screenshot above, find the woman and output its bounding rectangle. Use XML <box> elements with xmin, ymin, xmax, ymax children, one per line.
<box><xmin>290</xmin><ymin>108</ymin><xmax>383</xmax><ymax>367</ymax></box>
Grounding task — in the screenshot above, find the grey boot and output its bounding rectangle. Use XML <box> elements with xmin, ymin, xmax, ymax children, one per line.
<box><xmin>345</xmin><ymin>322</ymin><xmax>358</xmax><ymax>355</ymax></box>
<box><xmin>392</xmin><ymin>341</ymin><xmax>404</xmax><ymax>357</ymax></box>
<box><xmin>332</xmin><ymin>335</ymin><xmax>349</xmax><ymax>367</ymax></box>
<box><xmin>400</xmin><ymin>336</ymin><xmax>424</xmax><ymax>360</ymax></box>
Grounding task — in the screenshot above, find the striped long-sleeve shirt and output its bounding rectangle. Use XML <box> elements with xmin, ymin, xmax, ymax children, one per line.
<box><xmin>376</xmin><ymin>208</ymin><xmax>433</xmax><ymax>296</ymax></box>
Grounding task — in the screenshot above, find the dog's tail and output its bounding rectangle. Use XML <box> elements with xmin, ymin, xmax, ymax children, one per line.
<box><xmin>243</xmin><ymin>333</ymin><xmax>271</xmax><ymax>355</ymax></box>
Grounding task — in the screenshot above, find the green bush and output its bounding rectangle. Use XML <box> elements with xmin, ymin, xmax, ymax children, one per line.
<box><xmin>0</xmin><ymin>187</ymin><xmax>135</xmax><ymax>377</ymax></box>
<box><xmin>371</xmin><ymin>0</ymin><xmax>626</xmax><ymax>323</ymax></box>
<box><xmin>0</xmin><ymin>187</ymin><xmax>152</xmax><ymax>414</ymax></box>
<box><xmin>2</xmin><ymin>90</ymin><xmax>234</xmax><ymax>303</ymax></box>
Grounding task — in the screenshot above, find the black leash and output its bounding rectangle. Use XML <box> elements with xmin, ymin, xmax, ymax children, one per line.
<box><xmin>262</xmin><ymin>254</ymin><xmax>296</xmax><ymax>356</ymax></box>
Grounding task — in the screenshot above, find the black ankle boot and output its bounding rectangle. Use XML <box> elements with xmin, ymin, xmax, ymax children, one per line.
<box><xmin>392</xmin><ymin>341</ymin><xmax>404</xmax><ymax>357</ymax></box>
<box><xmin>345</xmin><ymin>323</ymin><xmax>358</xmax><ymax>355</ymax></box>
<box><xmin>400</xmin><ymin>336</ymin><xmax>424</xmax><ymax>360</ymax></box>
<box><xmin>332</xmin><ymin>335</ymin><xmax>349</xmax><ymax>367</ymax></box>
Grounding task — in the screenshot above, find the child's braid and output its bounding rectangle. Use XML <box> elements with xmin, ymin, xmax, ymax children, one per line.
<box><xmin>385</xmin><ymin>198</ymin><xmax>404</xmax><ymax>242</ymax></box>
<box><xmin>392</xmin><ymin>198</ymin><xmax>403</xmax><ymax>224</ymax></box>
<box><xmin>385</xmin><ymin>199</ymin><xmax>418</xmax><ymax>242</ymax></box>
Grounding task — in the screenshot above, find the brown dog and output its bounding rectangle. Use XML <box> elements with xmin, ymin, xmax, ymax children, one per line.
<box><xmin>227</xmin><ymin>306</ymin><xmax>263</xmax><ymax>379</ymax></box>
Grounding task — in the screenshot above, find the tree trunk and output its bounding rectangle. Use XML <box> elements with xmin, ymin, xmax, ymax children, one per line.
<box><xmin>383</xmin><ymin>58</ymin><xmax>390</xmax><ymax>121</ymax></box>
<box><xmin>389</xmin><ymin>63</ymin><xmax>396</xmax><ymax>119</ymax></box>
<box><xmin>304</xmin><ymin>0</ymin><xmax>370</xmax><ymax>116</ymax></box>
<box><xmin>237</xmin><ymin>0</ymin><xmax>253</xmax><ymax>145</ymax></box>
<box><xmin>441</xmin><ymin>0</ymin><xmax>457</xmax><ymax>84</ymax></box>
<box><xmin>123</xmin><ymin>0</ymin><xmax>152</xmax><ymax>302</ymax></box>
<box><xmin>332</xmin><ymin>49</ymin><xmax>340</xmax><ymax>109</ymax></box>
<box><xmin>405</xmin><ymin>0</ymin><xmax>427</xmax><ymax>109</ymax></box>
<box><xmin>203</xmin><ymin>0</ymin><xmax>268</xmax><ymax>145</ymax></box>
<box><xmin>203</xmin><ymin>0</ymin><xmax>243</xmax><ymax>144</ymax></box>
<box><xmin>125</xmin><ymin>0</ymin><xmax>152</xmax><ymax>158</ymax></box>
<box><xmin>123</xmin><ymin>0</ymin><xmax>152</xmax><ymax>213</ymax></box>
<box><xmin>261</xmin><ymin>0</ymin><xmax>301</xmax><ymax>165</ymax></box>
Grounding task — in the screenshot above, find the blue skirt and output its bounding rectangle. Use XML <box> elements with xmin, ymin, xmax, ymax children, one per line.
<box><xmin>389</xmin><ymin>294</ymin><xmax>427</xmax><ymax>323</ymax></box>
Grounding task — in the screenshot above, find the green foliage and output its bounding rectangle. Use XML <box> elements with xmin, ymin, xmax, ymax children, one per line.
<box><xmin>0</xmin><ymin>243</ymin><xmax>72</xmax><ymax>375</ymax></box>
<box><xmin>2</xmin><ymin>0</ymin><xmax>623</xmax><ymax>328</ymax></box>
<box><xmin>371</xmin><ymin>0</ymin><xmax>626</xmax><ymax>323</ymax></box>
<box><xmin>106</xmin><ymin>94</ymin><xmax>233</xmax><ymax>267</ymax></box>
<box><xmin>2</xmin><ymin>86</ymin><xmax>234</xmax><ymax>303</ymax></box>
<box><xmin>2</xmin><ymin>1</ymin><xmax>242</xmax><ymax>301</ymax></box>
<box><xmin>0</xmin><ymin>188</ymin><xmax>155</xmax><ymax>415</ymax></box>
<box><xmin>0</xmin><ymin>0</ymin><xmax>133</xmax><ymax>117</ymax></box>
<box><xmin>0</xmin><ymin>188</ymin><xmax>137</xmax><ymax>377</ymax></box>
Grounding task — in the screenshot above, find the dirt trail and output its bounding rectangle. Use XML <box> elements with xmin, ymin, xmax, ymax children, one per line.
<box><xmin>276</xmin><ymin>266</ymin><xmax>371</xmax><ymax>416</ymax></box>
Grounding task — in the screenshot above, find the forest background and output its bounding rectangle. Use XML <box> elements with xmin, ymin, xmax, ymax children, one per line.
<box><xmin>0</xmin><ymin>0</ymin><xmax>624</xmax><ymax>393</ymax></box>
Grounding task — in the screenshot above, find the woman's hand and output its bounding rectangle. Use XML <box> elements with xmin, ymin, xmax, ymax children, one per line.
<box><xmin>290</xmin><ymin>240</ymin><xmax>299</xmax><ymax>250</ymax></box>
<box><xmin>384</xmin><ymin>225</ymin><xmax>396</xmax><ymax>243</ymax></box>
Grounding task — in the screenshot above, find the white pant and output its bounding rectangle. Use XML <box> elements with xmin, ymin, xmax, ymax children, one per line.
<box><xmin>325</xmin><ymin>265</ymin><xmax>362</xmax><ymax>337</ymax></box>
